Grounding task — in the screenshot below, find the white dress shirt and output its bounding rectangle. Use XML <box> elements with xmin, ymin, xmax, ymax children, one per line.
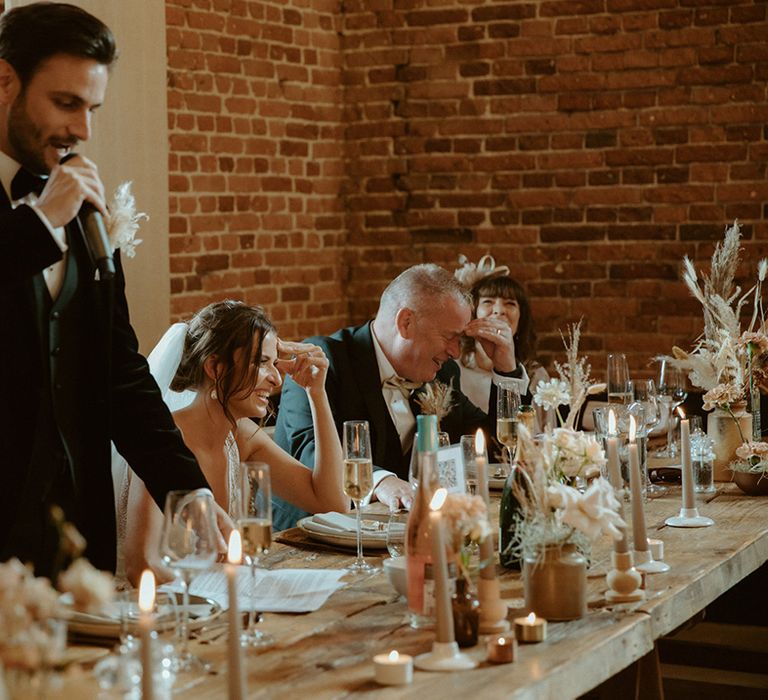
<box><xmin>0</xmin><ymin>151</ymin><xmax>68</xmax><ymax>299</ymax></box>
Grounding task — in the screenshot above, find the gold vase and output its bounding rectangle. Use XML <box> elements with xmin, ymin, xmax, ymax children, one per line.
<box><xmin>707</xmin><ymin>401</ymin><xmax>750</xmax><ymax>481</ymax></box>
<box><xmin>523</xmin><ymin>543</ymin><xmax>587</xmax><ymax>621</ymax></box>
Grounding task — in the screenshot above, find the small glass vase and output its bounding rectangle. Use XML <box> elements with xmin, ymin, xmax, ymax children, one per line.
<box><xmin>523</xmin><ymin>543</ymin><xmax>587</xmax><ymax>621</ymax></box>
<box><xmin>707</xmin><ymin>401</ymin><xmax>751</xmax><ymax>481</ymax></box>
<box><xmin>451</xmin><ymin>576</ymin><xmax>479</xmax><ymax>648</ymax></box>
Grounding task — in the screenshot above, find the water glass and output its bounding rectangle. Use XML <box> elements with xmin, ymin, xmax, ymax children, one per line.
<box><xmin>690</xmin><ymin>417</ymin><xmax>716</xmax><ymax>494</ymax></box>
<box><xmin>386</xmin><ymin>509</ymin><xmax>408</xmax><ymax>558</ymax></box>
<box><xmin>607</xmin><ymin>353</ymin><xmax>632</xmax><ymax>404</ymax></box>
<box><xmin>460</xmin><ymin>434</ymin><xmax>482</xmax><ymax>495</ymax></box>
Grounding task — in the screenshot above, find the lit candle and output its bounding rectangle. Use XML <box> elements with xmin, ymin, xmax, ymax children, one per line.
<box><xmin>373</xmin><ymin>650</ymin><xmax>414</xmax><ymax>685</ymax></box>
<box><xmin>475</xmin><ymin>429</ymin><xmax>490</xmax><ymax>508</ymax></box>
<box><xmin>678</xmin><ymin>408</ymin><xmax>695</xmax><ymax>510</ymax></box>
<box><xmin>513</xmin><ymin>612</ymin><xmax>547</xmax><ymax>643</ymax></box>
<box><xmin>487</xmin><ymin>634</ymin><xmax>517</xmax><ymax>663</ymax></box>
<box><xmin>628</xmin><ymin>416</ymin><xmax>649</xmax><ymax>554</ymax></box>
<box><xmin>227</xmin><ymin>530</ymin><xmax>246</xmax><ymax>700</ymax></box>
<box><xmin>138</xmin><ymin>569</ymin><xmax>156</xmax><ymax>700</ymax></box>
<box><xmin>606</xmin><ymin>409</ymin><xmax>629</xmax><ymax>555</ymax></box>
<box><xmin>429</xmin><ymin>488</ymin><xmax>454</xmax><ymax>644</ymax></box>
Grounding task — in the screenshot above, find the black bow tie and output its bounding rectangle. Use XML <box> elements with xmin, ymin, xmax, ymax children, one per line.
<box><xmin>11</xmin><ymin>168</ymin><xmax>46</xmax><ymax>200</ymax></box>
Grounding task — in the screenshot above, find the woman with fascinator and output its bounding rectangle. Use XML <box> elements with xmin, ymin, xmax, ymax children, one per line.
<box><xmin>454</xmin><ymin>255</ymin><xmax>549</xmax><ymax>429</ymax></box>
<box><xmin>115</xmin><ymin>300</ymin><xmax>347</xmax><ymax>585</ymax></box>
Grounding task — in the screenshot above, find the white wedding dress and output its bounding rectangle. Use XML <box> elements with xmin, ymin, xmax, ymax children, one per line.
<box><xmin>112</xmin><ymin>323</ymin><xmax>242</xmax><ymax>584</ymax></box>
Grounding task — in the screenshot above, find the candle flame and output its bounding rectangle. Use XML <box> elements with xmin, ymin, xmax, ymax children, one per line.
<box><xmin>228</xmin><ymin>529</ymin><xmax>242</xmax><ymax>564</ymax></box>
<box><xmin>526</xmin><ymin>612</ymin><xmax>536</xmax><ymax>624</ymax></box>
<box><xmin>475</xmin><ymin>428</ymin><xmax>485</xmax><ymax>456</ymax></box>
<box><xmin>138</xmin><ymin>569</ymin><xmax>155</xmax><ymax>613</ymax></box>
<box><xmin>388</xmin><ymin>650</ymin><xmax>399</xmax><ymax>662</ymax></box>
<box><xmin>498</xmin><ymin>636</ymin><xmax>507</xmax><ymax>646</ymax></box>
<box><xmin>677</xmin><ymin>407</ymin><xmax>686</xmax><ymax>419</ymax></box>
<box><xmin>608</xmin><ymin>408</ymin><xmax>616</xmax><ymax>435</ymax></box>
<box><xmin>629</xmin><ymin>414</ymin><xmax>636</xmax><ymax>443</ymax></box>
<box><xmin>430</xmin><ymin>487</ymin><xmax>447</xmax><ymax>511</ymax></box>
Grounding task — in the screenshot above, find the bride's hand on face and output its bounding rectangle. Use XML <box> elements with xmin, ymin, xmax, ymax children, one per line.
<box><xmin>275</xmin><ymin>340</ymin><xmax>329</xmax><ymax>394</ymax></box>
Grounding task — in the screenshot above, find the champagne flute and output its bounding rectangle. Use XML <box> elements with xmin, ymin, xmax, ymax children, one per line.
<box><xmin>158</xmin><ymin>489</ymin><xmax>219</xmax><ymax>672</ymax></box>
<box><xmin>655</xmin><ymin>360</ymin><xmax>688</xmax><ymax>458</ymax></box>
<box><xmin>343</xmin><ymin>420</ymin><xmax>377</xmax><ymax>573</ymax></box>
<box><xmin>634</xmin><ymin>379</ymin><xmax>667</xmax><ymax>496</ymax></box>
<box><xmin>496</xmin><ymin>379</ymin><xmax>521</xmax><ymax>475</ymax></box>
<box><xmin>607</xmin><ymin>353</ymin><xmax>632</xmax><ymax>404</ymax></box>
<box><xmin>238</xmin><ymin>461</ymin><xmax>275</xmax><ymax>648</ymax></box>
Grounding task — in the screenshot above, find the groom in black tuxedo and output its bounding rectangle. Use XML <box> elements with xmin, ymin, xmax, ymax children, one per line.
<box><xmin>0</xmin><ymin>3</ymin><xmax>211</xmax><ymax>577</ymax></box>
<box><xmin>273</xmin><ymin>264</ymin><xmax>527</xmax><ymax>530</ymax></box>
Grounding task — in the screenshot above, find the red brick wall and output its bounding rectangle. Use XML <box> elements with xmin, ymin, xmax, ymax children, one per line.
<box><xmin>165</xmin><ymin>0</ymin><xmax>347</xmax><ymax>339</ymax></box>
<box><xmin>340</xmin><ymin>0</ymin><xmax>768</xmax><ymax>378</ymax></box>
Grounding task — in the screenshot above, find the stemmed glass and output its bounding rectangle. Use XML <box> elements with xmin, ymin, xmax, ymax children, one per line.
<box><xmin>607</xmin><ymin>353</ymin><xmax>632</xmax><ymax>404</ymax></box>
<box><xmin>343</xmin><ymin>420</ymin><xmax>377</xmax><ymax>573</ymax></box>
<box><xmin>496</xmin><ymin>379</ymin><xmax>521</xmax><ymax>475</ymax></box>
<box><xmin>158</xmin><ymin>489</ymin><xmax>219</xmax><ymax>672</ymax></box>
<box><xmin>237</xmin><ymin>461</ymin><xmax>275</xmax><ymax>648</ymax></box>
<box><xmin>655</xmin><ymin>359</ymin><xmax>688</xmax><ymax>458</ymax></box>
<box><xmin>634</xmin><ymin>379</ymin><xmax>667</xmax><ymax>496</ymax></box>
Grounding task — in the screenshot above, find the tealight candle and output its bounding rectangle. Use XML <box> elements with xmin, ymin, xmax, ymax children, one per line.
<box><xmin>373</xmin><ymin>650</ymin><xmax>413</xmax><ymax>685</ymax></box>
<box><xmin>138</xmin><ymin>569</ymin><xmax>156</xmax><ymax>700</ymax></box>
<box><xmin>487</xmin><ymin>634</ymin><xmax>517</xmax><ymax>664</ymax></box>
<box><xmin>514</xmin><ymin>612</ymin><xmax>547</xmax><ymax>643</ymax></box>
<box><xmin>227</xmin><ymin>530</ymin><xmax>246</xmax><ymax>700</ymax></box>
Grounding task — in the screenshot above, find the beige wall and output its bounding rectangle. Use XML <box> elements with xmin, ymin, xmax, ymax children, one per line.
<box><xmin>11</xmin><ymin>0</ymin><xmax>170</xmax><ymax>351</ymax></box>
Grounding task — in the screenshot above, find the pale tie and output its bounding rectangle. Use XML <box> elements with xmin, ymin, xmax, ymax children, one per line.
<box><xmin>382</xmin><ymin>375</ymin><xmax>422</xmax><ymax>453</ymax></box>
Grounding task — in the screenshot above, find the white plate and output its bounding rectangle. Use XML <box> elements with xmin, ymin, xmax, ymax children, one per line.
<box><xmin>65</xmin><ymin>593</ymin><xmax>222</xmax><ymax>640</ymax></box>
<box><xmin>297</xmin><ymin>514</ymin><xmax>390</xmax><ymax>551</ymax></box>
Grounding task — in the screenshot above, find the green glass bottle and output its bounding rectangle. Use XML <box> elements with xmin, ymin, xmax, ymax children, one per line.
<box><xmin>498</xmin><ymin>464</ymin><xmax>523</xmax><ymax>570</ymax></box>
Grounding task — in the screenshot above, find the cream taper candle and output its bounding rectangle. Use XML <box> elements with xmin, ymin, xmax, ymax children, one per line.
<box><xmin>679</xmin><ymin>409</ymin><xmax>695</xmax><ymax>510</ymax></box>
<box><xmin>138</xmin><ymin>569</ymin><xmax>156</xmax><ymax>700</ymax></box>
<box><xmin>606</xmin><ymin>409</ymin><xmax>629</xmax><ymax>554</ymax></box>
<box><xmin>628</xmin><ymin>416</ymin><xmax>649</xmax><ymax>553</ymax></box>
<box><xmin>227</xmin><ymin>530</ymin><xmax>246</xmax><ymax>700</ymax></box>
<box><xmin>429</xmin><ymin>489</ymin><xmax>454</xmax><ymax>644</ymax></box>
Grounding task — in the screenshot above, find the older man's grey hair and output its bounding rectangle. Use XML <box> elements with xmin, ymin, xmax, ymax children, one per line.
<box><xmin>378</xmin><ymin>264</ymin><xmax>470</xmax><ymax>319</ymax></box>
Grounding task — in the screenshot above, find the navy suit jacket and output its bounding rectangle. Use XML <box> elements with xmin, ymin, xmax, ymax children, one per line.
<box><xmin>0</xmin><ymin>194</ymin><xmax>209</xmax><ymax>575</ymax></box>
<box><xmin>273</xmin><ymin>321</ymin><xmax>508</xmax><ymax>530</ymax></box>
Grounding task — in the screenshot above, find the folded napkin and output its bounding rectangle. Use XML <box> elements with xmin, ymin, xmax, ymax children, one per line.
<box><xmin>313</xmin><ymin>512</ymin><xmax>387</xmax><ymax>533</ymax></box>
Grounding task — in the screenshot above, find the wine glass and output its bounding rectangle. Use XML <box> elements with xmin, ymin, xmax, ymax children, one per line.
<box><xmin>496</xmin><ymin>379</ymin><xmax>521</xmax><ymax>475</ymax></box>
<box><xmin>655</xmin><ymin>360</ymin><xmax>688</xmax><ymax>458</ymax></box>
<box><xmin>607</xmin><ymin>353</ymin><xmax>632</xmax><ymax>404</ymax></box>
<box><xmin>634</xmin><ymin>379</ymin><xmax>667</xmax><ymax>496</ymax></box>
<box><xmin>158</xmin><ymin>489</ymin><xmax>219</xmax><ymax>672</ymax></box>
<box><xmin>343</xmin><ymin>420</ymin><xmax>377</xmax><ymax>573</ymax></box>
<box><xmin>237</xmin><ymin>461</ymin><xmax>275</xmax><ymax>648</ymax></box>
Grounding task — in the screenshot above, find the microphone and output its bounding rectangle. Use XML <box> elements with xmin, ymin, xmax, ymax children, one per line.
<box><xmin>60</xmin><ymin>153</ymin><xmax>115</xmax><ymax>280</ymax></box>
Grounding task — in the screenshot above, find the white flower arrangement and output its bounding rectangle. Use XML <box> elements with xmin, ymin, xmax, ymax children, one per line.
<box><xmin>105</xmin><ymin>181</ymin><xmax>146</xmax><ymax>258</ymax></box>
<box><xmin>507</xmin><ymin>424</ymin><xmax>624</xmax><ymax>563</ymax></box>
<box><xmin>671</xmin><ymin>220</ymin><xmax>768</xmax><ymax>407</ymax></box>
<box><xmin>532</xmin><ymin>319</ymin><xmax>605</xmax><ymax>429</ymax></box>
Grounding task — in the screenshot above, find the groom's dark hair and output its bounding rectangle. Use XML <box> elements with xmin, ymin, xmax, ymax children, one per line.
<box><xmin>0</xmin><ymin>2</ymin><xmax>117</xmax><ymax>87</ymax></box>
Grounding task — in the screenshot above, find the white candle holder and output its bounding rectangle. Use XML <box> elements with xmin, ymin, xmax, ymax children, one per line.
<box><xmin>414</xmin><ymin>641</ymin><xmax>476</xmax><ymax>671</ymax></box>
<box><xmin>633</xmin><ymin>547</ymin><xmax>671</xmax><ymax>574</ymax></box>
<box><xmin>477</xmin><ymin>578</ymin><xmax>510</xmax><ymax>635</ymax></box>
<box><xmin>605</xmin><ymin>551</ymin><xmax>645</xmax><ymax>603</ymax></box>
<box><xmin>665</xmin><ymin>507</ymin><xmax>714</xmax><ymax>528</ymax></box>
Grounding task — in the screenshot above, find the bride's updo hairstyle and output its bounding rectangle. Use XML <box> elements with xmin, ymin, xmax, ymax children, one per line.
<box><xmin>172</xmin><ymin>300</ymin><xmax>275</xmax><ymax>428</ymax></box>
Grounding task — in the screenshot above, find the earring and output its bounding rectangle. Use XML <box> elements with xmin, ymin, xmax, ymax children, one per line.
<box><xmin>210</xmin><ymin>387</ymin><xmax>218</xmax><ymax>401</ymax></box>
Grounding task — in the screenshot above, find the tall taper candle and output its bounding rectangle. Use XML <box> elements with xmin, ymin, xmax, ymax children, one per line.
<box><xmin>429</xmin><ymin>489</ymin><xmax>454</xmax><ymax>644</ymax></box>
<box><xmin>679</xmin><ymin>409</ymin><xmax>695</xmax><ymax>510</ymax></box>
<box><xmin>138</xmin><ymin>569</ymin><xmax>156</xmax><ymax>700</ymax></box>
<box><xmin>605</xmin><ymin>410</ymin><xmax>629</xmax><ymax>554</ymax></box>
<box><xmin>227</xmin><ymin>530</ymin><xmax>246</xmax><ymax>700</ymax></box>
<box><xmin>628</xmin><ymin>416</ymin><xmax>649</xmax><ymax>553</ymax></box>
<box><xmin>475</xmin><ymin>429</ymin><xmax>490</xmax><ymax>508</ymax></box>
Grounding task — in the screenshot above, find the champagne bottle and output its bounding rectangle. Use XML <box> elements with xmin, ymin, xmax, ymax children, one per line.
<box><xmin>499</xmin><ymin>464</ymin><xmax>524</xmax><ymax>570</ymax></box>
<box><xmin>406</xmin><ymin>414</ymin><xmax>439</xmax><ymax>629</ymax></box>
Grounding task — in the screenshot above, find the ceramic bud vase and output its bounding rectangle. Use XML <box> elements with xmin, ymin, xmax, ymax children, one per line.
<box><xmin>523</xmin><ymin>543</ymin><xmax>587</xmax><ymax>621</ymax></box>
<box><xmin>707</xmin><ymin>401</ymin><xmax>751</xmax><ymax>481</ymax></box>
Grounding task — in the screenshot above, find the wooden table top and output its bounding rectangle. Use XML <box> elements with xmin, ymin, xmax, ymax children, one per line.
<box><xmin>54</xmin><ymin>484</ymin><xmax>768</xmax><ymax>699</ymax></box>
